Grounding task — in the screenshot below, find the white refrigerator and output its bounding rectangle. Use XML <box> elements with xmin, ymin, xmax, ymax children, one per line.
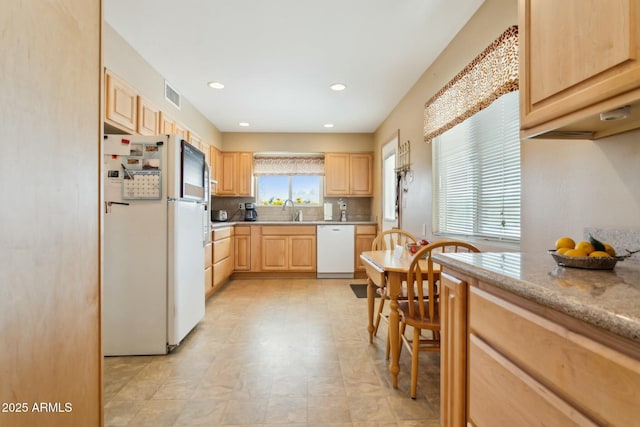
<box><xmin>103</xmin><ymin>134</ymin><xmax>208</xmax><ymax>355</ymax></box>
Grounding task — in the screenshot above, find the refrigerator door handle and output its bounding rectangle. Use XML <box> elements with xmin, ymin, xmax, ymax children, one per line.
<box><xmin>105</xmin><ymin>201</ymin><xmax>130</xmax><ymax>214</ymax></box>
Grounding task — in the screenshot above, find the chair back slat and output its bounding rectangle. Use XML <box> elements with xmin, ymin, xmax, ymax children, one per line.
<box><xmin>407</xmin><ymin>241</ymin><xmax>480</xmax><ymax>322</ymax></box>
<box><xmin>372</xmin><ymin>229</ymin><xmax>417</xmax><ymax>251</ymax></box>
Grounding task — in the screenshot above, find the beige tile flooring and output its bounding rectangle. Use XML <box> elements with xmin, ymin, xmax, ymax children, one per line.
<box><xmin>104</xmin><ymin>278</ymin><xmax>441</xmax><ymax>426</ymax></box>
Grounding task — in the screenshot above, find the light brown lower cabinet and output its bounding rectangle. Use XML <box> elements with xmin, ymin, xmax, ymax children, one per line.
<box><xmin>234</xmin><ymin>225</ymin><xmax>251</xmax><ymax>271</ymax></box>
<box><xmin>354</xmin><ymin>224</ymin><xmax>376</xmax><ymax>276</ymax></box>
<box><xmin>204</xmin><ymin>265</ymin><xmax>213</xmax><ymax>296</ymax></box>
<box><xmin>259</xmin><ymin>225</ymin><xmax>316</xmax><ymax>272</ymax></box>
<box><xmin>208</xmin><ymin>227</ymin><xmax>233</xmax><ymax>297</ymax></box>
<box><xmin>204</xmin><ymin>239</ymin><xmax>213</xmax><ymax>296</ymax></box>
<box><xmin>440</xmin><ymin>273</ymin><xmax>468</xmax><ymax>427</ymax></box>
<box><xmin>440</xmin><ymin>269</ymin><xmax>640</xmax><ymax>427</ymax></box>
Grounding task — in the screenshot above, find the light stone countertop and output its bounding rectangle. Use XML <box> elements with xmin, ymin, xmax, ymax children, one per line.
<box><xmin>432</xmin><ymin>252</ymin><xmax>640</xmax><ymax>344</ymax></box>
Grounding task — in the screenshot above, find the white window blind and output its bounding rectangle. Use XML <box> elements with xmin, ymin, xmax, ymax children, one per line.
<box><xmin>433</xmin><ymin>90</ymin><xmax>520</xmax><ymax>242</ymax></box>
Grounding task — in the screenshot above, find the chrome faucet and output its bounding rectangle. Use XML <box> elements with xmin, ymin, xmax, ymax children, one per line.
<box><xmin>282</xmin><ymin>199</ymin><xmax>296</xmax><ymax>221</ymax></box>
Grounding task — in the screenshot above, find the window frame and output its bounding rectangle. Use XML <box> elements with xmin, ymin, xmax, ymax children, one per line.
<box><xmin>432</xmin><ymin>90</ymin><xmax>521</xmax><ymax>244</ymax></box>
<box><xmin>255</xmin><ymin>174</ymin><xmax>324</xmax><ymax>207</ymax></box>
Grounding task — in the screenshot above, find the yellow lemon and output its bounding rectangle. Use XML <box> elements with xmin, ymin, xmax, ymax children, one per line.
<box><xmin>555</xmin><ymin>237</ymin><xmax>575</xmax><ymax>250</ymax></box>
<box><xmin>604</xmin><ymin>243</ymin><xmax>616</xmax><ymax>257</ymax></box>
<box><xmin>556</xmin><ymin>247</ymin><xmax>571</xmax><ymax>255</ymax></box>
<box><xmin>574</xmin><ymin>241</ymin><xmax>595</xmax><ymax>255</ymax></box>
<box><xmin>589</xmin><ymin>251</ymin><xmax>611</xmax><ymax>258</ymax></box>
<box><xmin>564</xmin><ymin>249</ymin><xmax>588</xmax><ymax>257</ymax></box>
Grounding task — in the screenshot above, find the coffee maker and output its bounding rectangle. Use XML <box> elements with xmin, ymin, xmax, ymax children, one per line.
<box><xmin>244</xmin><ymin>202</ymin><xmax>258</xmax><ymax>221</ymax></box>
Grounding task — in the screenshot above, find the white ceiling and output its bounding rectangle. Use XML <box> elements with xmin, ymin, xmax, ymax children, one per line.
<box><xmin>104</xmin><ymin>0</ymin><xmax>484</xmax><ymax>133</ymax></box>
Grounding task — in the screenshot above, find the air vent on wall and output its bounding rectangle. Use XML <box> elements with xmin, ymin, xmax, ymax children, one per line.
<box><xmin>164</xmin><ymin>80</ymin><xmax>181</xmax><ymax>110</ymax></box>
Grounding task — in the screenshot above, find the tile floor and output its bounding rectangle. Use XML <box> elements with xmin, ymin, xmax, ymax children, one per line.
<box><xmin>104</xmin><ymin>278</ymin><xmax>441</xmax><ymax>426</ymax></box>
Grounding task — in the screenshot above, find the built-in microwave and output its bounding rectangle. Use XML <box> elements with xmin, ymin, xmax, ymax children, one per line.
<box><xmin>180</xmin><ymin>139</ymin><xmax>206</xmax><ymax>202</ymax></box>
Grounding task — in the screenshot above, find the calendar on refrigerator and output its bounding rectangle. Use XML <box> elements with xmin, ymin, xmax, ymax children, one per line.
<box><xmin>120</xmin><ymin>142</ymin><xmax>162</xmax><ymax>200</ymax></box>
<box><xmin>122</xmin><ymin>170</ymin><xmax>161</xmax><ymax>199</ymax></box>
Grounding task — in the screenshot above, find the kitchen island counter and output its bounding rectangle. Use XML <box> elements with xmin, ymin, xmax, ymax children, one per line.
<box><xmin>433</xmin><ymin>251</ymin><xmax>640</xmax><ymax>344</ymax></box>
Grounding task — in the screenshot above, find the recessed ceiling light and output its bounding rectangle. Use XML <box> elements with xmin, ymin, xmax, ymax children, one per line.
<box><xmin>329</xmin><ymin>83</ymin><xmax>346</xmax><ymax>91</ymax></box>
<box><xmin>323</xmin><ymin>123</ymin><xmax>334</xmax><ymax>128</ymax></box>
<box><xmin>239</xmin><ymin>122</ymin><xmax>250</xmax><ymax>127</ymax></box>
<box><xmin>207</xmin><ymin>81</ymin><xmax>225</xmax><ymax>89</ymax></box>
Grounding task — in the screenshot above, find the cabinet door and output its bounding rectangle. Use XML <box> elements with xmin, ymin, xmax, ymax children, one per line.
<box><xmin>520</xmin><ymin>0</ymin><xmax>640</xmax><ymax>132</ymax></box>
<box><xmin>218</xmin><ymin>152</ymin><xmax>238</xmax><ymax>195</ymax></box>
<box><xmin>201</xmin><ymin>142</ymin><xmax>210</xmax><ymax>169</ymax></box>
<box><xmin>234</xmin><ymin>234</ymin><xmax>251</xmax><ymax>271</ymax></box>
<box><xmin>174</xmin><ymin>123</ymin><xmax>188</xmax><ymax>140</ymax></box>
<box><xmin>204</xmin><ymin>265</ymin><xmax>213</xmax><ymax>296</ymax></box>
<box><xmin>159</xmin><ymin>112</ymin><xmax>175</xmax><ymax>134</ymax></box>
<box><xmin>204</xmin><ymin>242</ymin><xmax>212</xmax><ymax>269</ymax></box>
<box><xmin>209</xmin><ymin>146</ymin><xmax>220</xmax><ymax>195</ymax></box>
<box><xmin>324</xmin><ymin>153</ymin><xmax>350</xmax><ymax>195</ymax></box>
<box><xmin>261</xmin><ymin>236</ymin><xmax>288</xmax><ymax>270</ymax></box>
<box><xmin>236</xmin><ymin>152</ymin><xmax>254</xmax><ymax>196</ymax></box>
<box><xmin>105</xmin><ymin>70</ymin><xmax>137</xmax><ymax>132</ymax></box>
<box><xmin>288</xmin><ymin>235</ymin><xmax>316</xmax><ymax>271</ymax></box>
<box><xmin>440</xmin><ymin>273</ymin><xmax>468</xmax><ymax>427</ymax></box>
<box><xmin>354</xmin><ymin>233</ymin><xmax>375</xmax><ymax>271</ymax></box>
<box><xmin>188</xmin><ymin>132</ymin><xmax>202</xmax><ymax>147</ymax></box>
<box><xmin>349</xmin><ymin>153</ymin><xmax>373</xmax><ymax>195</ymax></box>
<box><xmin>137</xmin><ymin>96</ymin><xmax>159</xmax><ymax>135</ymax></box>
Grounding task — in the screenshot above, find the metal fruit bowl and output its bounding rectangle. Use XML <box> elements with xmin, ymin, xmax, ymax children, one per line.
<box><xmin>549</xmin><ymin>251</ymin><xmax>619</xmax><ymax>270</ymax></box>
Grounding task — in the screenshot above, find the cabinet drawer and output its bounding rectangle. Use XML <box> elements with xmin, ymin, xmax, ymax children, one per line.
<box><xmin>213</xmin><ymin>227</ymin><xmax>233</xmax><ymax>240</ymax></box>
<box><xmin>213</xmin><ymin>257</ymin><xmax>233</xmax><ymax>287</ymax></box>
<box><xmin>355</xmin><ymin>225</ymin><xmax>376</xmax><ymax>235</ymax></box>
<box><xmin>204</xmin><ymin>266</ymin><xmax>213</xmax><ymax>294</ymax></box>
<box><xmin>213</xmin><ymin>237</ymin><xmax>231</xmax><ymax>263</ymax></box>
<box><xmin>235</xmin><ymin>225</ymin><xmax>251</xmax><ymax>236</ymax></box>
<box><xmin>204</xmin><ymin>242</ymin><xmax>212</xmax><ymax>268</ymax></box>
<box><xmin>469</xmin><ymin>334</ymin><xmax>596</xmax><ymax>427</ymax></box>
<box><xmin>470</xmin><ymin>286</ymin><xmax>640</xmax><ymax>426</ymax></box>
<box><xmin>261</xmin><ymin>225</ymin><xmax>315</xmax><ymax>235</ymax></box>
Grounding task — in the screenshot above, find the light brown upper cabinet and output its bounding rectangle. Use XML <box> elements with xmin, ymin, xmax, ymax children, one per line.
<box><xmin>159</xmin><ymin>112</ymin><xmax>175</xmax><ymax>134</ymax></box>
<box><xmin>217</xmin><ymin>152</ymin><xmax>254</xmax><ymax>196</ymax></box>
<box><xmin>520</xmin><ymin>0</ymin><xmax>640</xmax><ymax>139</ymax></box>
<box><xmin>174</xmin><ymin>122</ymin><xmax>188</xmax><ymax>140</ymax></box>
<box><xmin>209</xmin><ymin>146</ymin><xmax>220</xmax><ymax>195</ymax></box>
<box><xmin>105</xmin><ymin>70</ymin><xmax>137</xmax><ymax>133</ymax></box>
<box><xmin>324</xmin><ymin>152</ymin><xmax>373</xmax><ymax>196</ymax></box>
<box><xmin>137</xmin><ymin>96</ymin><xmax>160</xmax><ymax>136</ymax></box>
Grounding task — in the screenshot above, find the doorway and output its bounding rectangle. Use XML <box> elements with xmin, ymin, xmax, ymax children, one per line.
<box><xmin>382</xmin><ymin>131</ymin><xmax>399</xmax><ymax>232</ymax></box>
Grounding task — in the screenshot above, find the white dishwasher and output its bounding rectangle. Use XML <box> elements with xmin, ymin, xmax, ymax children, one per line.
<box><xmin>316</xmin><ymin>225</ymin><xmax>355</xmax><ymax>278</ymax></box>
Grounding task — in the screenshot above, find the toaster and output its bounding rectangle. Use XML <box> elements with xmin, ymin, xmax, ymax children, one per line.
<box><xmin>212</xmin><ymin>210</ymin><xmax>228</xmax><ymax>221</ymax></box>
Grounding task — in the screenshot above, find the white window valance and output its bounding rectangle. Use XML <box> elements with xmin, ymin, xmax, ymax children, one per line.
<box><xmin>253</xmin><ymin>153</ymin><xmax>325</xmax><ymax>176</ymax></box>
<box><xmin>424</xmin><ymin>26</ymin><xmax>519</xmax><ymax>142</ymax></box>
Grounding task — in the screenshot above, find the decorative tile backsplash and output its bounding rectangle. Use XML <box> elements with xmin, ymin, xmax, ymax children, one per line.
<box><xmin>210</xmin><ymin>196</ymin><xmax>374</xmax><ymax>222</ymax></box>
<box><xmin>584</xmin><ymin>228</ymin><xmax>640</xmax><ymax>261</ymax></box>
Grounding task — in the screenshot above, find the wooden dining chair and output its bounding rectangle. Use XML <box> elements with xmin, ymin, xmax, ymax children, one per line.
<box><xmin>371</xmin><ymin>229</ymin><xmax>417</xmax><ymax>358</ymax></box>
<box><xmin>398</xmin><ymin>240</ymin><xmax>480</xmax><ymax>399</ymax></box>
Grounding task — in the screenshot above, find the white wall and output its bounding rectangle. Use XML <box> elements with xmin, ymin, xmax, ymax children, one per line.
<box><xmin>521</xmin><ymin>133</ymin><xmax>640</xmax><ymax>252</ymax></box>
<box><xmin>373</xmin><ymin>0</ymin><xmax>518</xmax><ymax>250</ymax></box>
<box><xmin>373</xmin><ymin>0</ymin><xmax>640</xmax><ymax>253</ymax></box>
<box><xmin>104</xmin><ymin>23</ymin><xmax>222</xmax><ymax>148</ymax></box>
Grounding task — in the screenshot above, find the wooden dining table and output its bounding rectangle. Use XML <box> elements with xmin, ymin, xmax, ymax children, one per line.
<box><xmin>359</xmin><ymin>249</ymin><xmax>436</xmax><ymax>389</ymax></box>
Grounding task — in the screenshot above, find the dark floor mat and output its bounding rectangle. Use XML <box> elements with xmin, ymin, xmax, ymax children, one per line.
<box><xmin>349</xmin><ymin>283</ymin><xmax>379</xmax><ymax>298</ymax></box>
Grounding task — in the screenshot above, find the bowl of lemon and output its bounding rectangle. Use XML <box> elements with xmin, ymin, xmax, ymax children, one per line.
<box><xmin>550</xmin><ymin>235</ymin><xmax>620</xmax><ymax>270</ymax></box>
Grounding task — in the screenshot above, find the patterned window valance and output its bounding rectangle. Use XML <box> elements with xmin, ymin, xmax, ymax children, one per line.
<box><xmin>253</xmin><ymin>153</ymin><xmax>325</xmax><ymax>175</ymax></box>
<box><xmin>423</xmin><ymin>26</ymin><xmax>519</xmax><ymax>142</ymax></box>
